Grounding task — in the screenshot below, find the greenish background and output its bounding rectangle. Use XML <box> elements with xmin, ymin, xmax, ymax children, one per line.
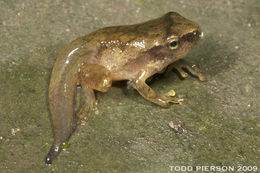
<box><xmin>0</xmin><ymin>0</ymin><xmax>259</xmax><ymax>172</ymax></box>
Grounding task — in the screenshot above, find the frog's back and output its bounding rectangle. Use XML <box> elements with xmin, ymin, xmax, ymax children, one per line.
<box><xmin>78</xmin><ymin>16</ymin><xmax>170</xmax><ymax>79</ymax></box>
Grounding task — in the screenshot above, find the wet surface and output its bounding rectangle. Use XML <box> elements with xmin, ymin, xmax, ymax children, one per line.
<box><xmin>0</xmin><ymin>0</ymin><xmax>259</xmax><ymax>172</ymax></box>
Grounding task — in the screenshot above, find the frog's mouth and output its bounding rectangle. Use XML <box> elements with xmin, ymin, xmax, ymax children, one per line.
<box><xmin>181</xmin><ymin>30</ymin><xmax>202</xmax><ymax>43</ymax></box>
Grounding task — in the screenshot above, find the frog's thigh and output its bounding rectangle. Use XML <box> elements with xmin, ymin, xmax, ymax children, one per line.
<box><xmin>133</xmin><ymin>71</ymin><xmax>182</xmax><ymax>107</ymax></box>
<box><xmin>77</xmin><ymin>86</ymin><xmax>95</xmax><ymax>120</ymax></box>
<box><xmin>77</xmin><ymin>63</ymin><xmax>112</xmax><ymax>120</ymax></box>
<box><xmin>79</xmin><ymin>63</ymin><xmax>112</xmax><ymax>92</ymax></box>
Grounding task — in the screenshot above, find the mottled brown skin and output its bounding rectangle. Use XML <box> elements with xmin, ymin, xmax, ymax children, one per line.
<box><xmin>45</xmin><ymin>12</ymin><xmax>205</xmax><ymax>164</ymax></box>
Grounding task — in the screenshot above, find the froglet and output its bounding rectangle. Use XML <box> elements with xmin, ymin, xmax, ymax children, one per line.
<box><xmin>45</xmin><ymin>12</ymin><xmax>205</xmax><ymax>164</ymax></box>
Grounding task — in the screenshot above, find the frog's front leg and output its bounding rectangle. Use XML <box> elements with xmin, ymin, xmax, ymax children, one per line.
<box><xmin>132</xmin><ymin>71</ymin><xmax>184</xmax><ymax>107</ymax></box>
<box><xmin>77</xmin><ymin>63</ymin><xmax>112</xmax><ymax>120</ymax></box>
<box><xmin>168</xmin><ymin>59</ymin><xmax>206</xmax><ymax>81</ymax></box>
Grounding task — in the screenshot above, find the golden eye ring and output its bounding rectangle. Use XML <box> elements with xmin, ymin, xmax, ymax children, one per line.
<box><xmin>167</xmin><ymin>37</ymin><xmax>179</xmax><ymax>50</ymax></box>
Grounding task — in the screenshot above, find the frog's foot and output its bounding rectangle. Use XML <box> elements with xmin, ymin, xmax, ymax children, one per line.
<box><xmin>164</xmin><ymin>95</ymin><xmax>187</xmax><ymax>105</ymax></box>
<box><xmin>166</xmin><ymin>90</ymin><xmax>187</xmax><ymax>105</ymax></box>
<box><xmin>152</xmin><ymin>94</ymin><xmax>186</xmax><ymax>107</ymax></box>
<box><xmin>170</xmin><ymin>59</ymin><xmax>206</xmax><ymax>81</ymax></box>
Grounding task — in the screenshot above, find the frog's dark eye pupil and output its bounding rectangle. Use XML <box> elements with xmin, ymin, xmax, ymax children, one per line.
<box><xmin>170</xmin><ymin>41</ymin><xmax>177</xmax><ymax>47</ymax></box>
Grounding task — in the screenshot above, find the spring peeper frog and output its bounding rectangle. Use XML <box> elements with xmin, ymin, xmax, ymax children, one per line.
<box><xmin>45</xmin><ymin>12</ymin><xmax>205</xmax><ymax>164</ymax></box>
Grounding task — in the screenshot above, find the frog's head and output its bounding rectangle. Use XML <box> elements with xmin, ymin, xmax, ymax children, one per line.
<box><xmin>144</xmin><ymin>12</ymin><xmax>202</xmax><ymax>62</ymax></box>
<box><xmin>163</xmin><ymin>12</ymin><xmax>202</xmax><ymax>59</ymax></box>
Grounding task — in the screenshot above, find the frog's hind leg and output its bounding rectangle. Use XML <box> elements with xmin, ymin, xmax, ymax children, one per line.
<box><xmin>77</xmin><ymin>63</ymin><xmax>112</xmax><ymax>120</ymax></box>
<box><xmin>76</xmin><ymin>86</ymin><xmax>95</xmax><ymax>121</ymax></box>
<box><xmin>168</xmin><ymin>59</ymin><xmax>206</xmax><ymax>81</ymax></box>
<box><xmin>79</xmin><ymin>63</ymin><xmax>112</xmax><ymax>92</ymax></box>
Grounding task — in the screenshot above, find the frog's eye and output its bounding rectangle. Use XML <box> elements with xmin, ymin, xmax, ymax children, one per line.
<box><xmin>170</xmin><ymin>41</ymin><xmax>178</xmax><ymax>47</ymax></box>
<box><xmin>167</xmin><ymin>37</ymin><xmax>179</xmax><ymax>50</ymax></box>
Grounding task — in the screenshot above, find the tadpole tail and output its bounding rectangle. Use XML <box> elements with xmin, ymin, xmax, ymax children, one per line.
<box><xmin>46</xmin><ymin>55</ymin><xmax>79</xmax><ymax>164</ymax></box>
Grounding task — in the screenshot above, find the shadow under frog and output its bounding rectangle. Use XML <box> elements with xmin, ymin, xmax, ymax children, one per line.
<box><xmin>188</xmin><ymin>33</ymin><xmax>238</xmax><ymax>77</ymax></box>
<box><xmin>45</xmin><ymin>12</ymin><xmax>207</xmax><ymax>164</ymax></box>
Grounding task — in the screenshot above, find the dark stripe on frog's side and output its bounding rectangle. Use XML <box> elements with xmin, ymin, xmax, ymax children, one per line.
<box><xmin>181</xmin><ymin>31</ymin><xmax>201</xmax><ymax>42</ymax></box>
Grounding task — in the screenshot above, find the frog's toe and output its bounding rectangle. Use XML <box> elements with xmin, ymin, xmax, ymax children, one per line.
<box><xmin>157</xmin><ymin>94</ymin><xmax>186</xmax><ymax>107</ymax></box>
<box><xmin>168</xmin><ymin>96</ymin><xmax>187</xmax><ymax>104</ymax></box>
<box><xmin>197</xmin><ymin>73</ymin><xmax>206</xmax><ymax>81</ymax></box>
<box><xmin>174</xmin><ymin>66</ymin><xmax>189</xmax><ymax>78</ymax></box>
<box><xmin>184</xmin><ymin>65</ymin><xmax>206</xmax><ymax>81</ymax></box>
